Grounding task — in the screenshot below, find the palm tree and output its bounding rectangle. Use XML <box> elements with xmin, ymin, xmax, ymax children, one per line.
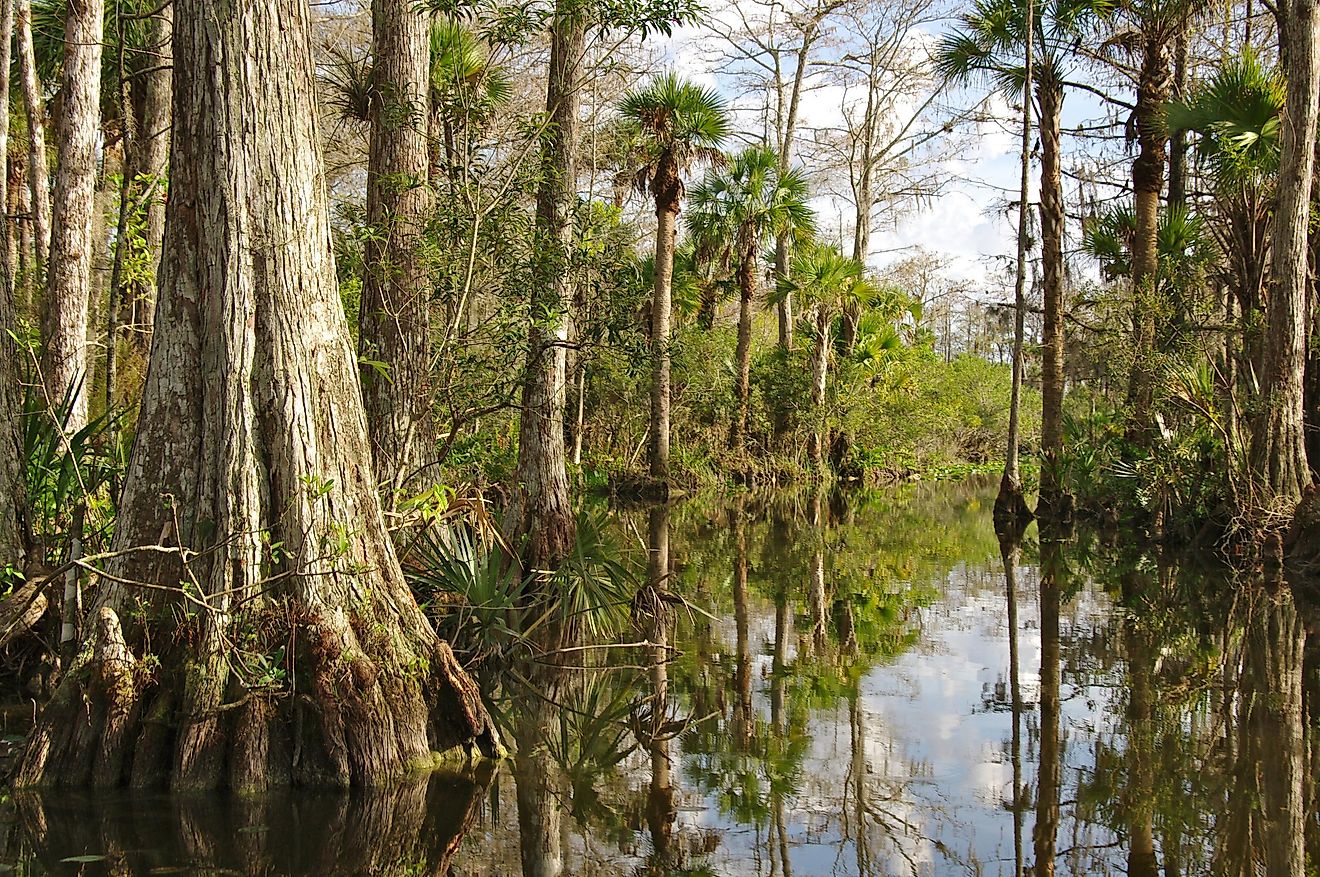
<box><xmin>1102</xmin><ymin>0</ymin><xmax>1210</xmax><ymax>440</ymax></box>
<box><xmin>688</xmin><ymin>146</ymin><xmax>815</xmax><ymax>451</ymax></box>
<box><xmin>618</xmin><ymin>73</ymin><xmax>730</xmax><ymax>484</ymax></box>
<box><xmin>937</xmin><ymin>0</ymin><xmax>1106</xmax><ymax>514</ymax></box>
<box><xmin>772</xmin><ymin>244</ymin><xmax>863</xmax><ymax>469</ymax></box>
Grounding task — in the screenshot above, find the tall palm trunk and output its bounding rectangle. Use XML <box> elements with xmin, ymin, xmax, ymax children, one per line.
<box><xmin>730</xmin><ymin>244</ymin><xmax>757</xmax><ymax>450</ymax></box>
<box><xmin>650</xmin><ymin>161</ymin><xmax>679</xmax><ymax>484</ymax></box>
<box><xmin>359</xmin><ymin>0</ymin><xmax>436</xmax><ymax>504</ymax></box>
<box><xmin>1253</xmin><ymin>0</ymin><xmax>1319</xmax><ymax>509</ymax></box>
<box><xmin>1037</xmin><ymin>79</ymin><xmax>1067</xmax><ymax>514</ymax></box>
<box><xmin>15</xmin><ymin>0</ymin><xmax>47</xmax><ymax>284</ymax></box>
<box><xmin>1126</xmin><ymin>36</ymin><xmax>1173</xmax><ymax>443</ymax></box>
<box><xmin>40</xmin><ymin>0</ymin><xmax>104</xmax><ymax>432</ymax></box>
<box><xmin>507</xmin><ymin>10</ymin><xmax>583</xmax><ymax>571</ymax></box>
<box><xmin>15</xmin><ymin>0</ymin><xmax>499</xmax><ymax>791</ymax></box>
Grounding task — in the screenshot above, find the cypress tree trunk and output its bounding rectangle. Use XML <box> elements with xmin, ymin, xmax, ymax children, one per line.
<box><xmin>729</xmin><ymin>245</ymin><xmax>757</xmax><ymax>451</ymax></box>
<box><xmin>1036</xmin><ymin>80</ymin><xmax>1067</xmax><ymax>514</ymax></box>
<box><xmin>126</xmin><ymin>2</ymin><xmax>172</xmax><ymax>345</ymax></box>
<box><xmin>507</xmin><ymin>10</ymin><xmax>582</xmax><ymax>572</ymax></box>
<box><xmin>1254</xmin><ymin>0</ymin><xmax>1318</xmax><ymax>510</ymax></box>
<box><xmin>15</xmin><ymin>0</ymin><xmax>47</xmax><ymax>282</ymax></box>
<box><xmin>649</xmin><ymin>176</ymin><xmax>678</xmax><ymax>485</ymax></box>
<box><xmin>359</xmin><ymin>0</ymin><xmax>437</xmax><ymax>504</ymax></box>
<box><xmin>15</xmin><ymin>0</ymin><xmax>499</xmax><ymax>792</ymax></box>
<box><xmin>40</xmin><ymin>0</ymin><xmax>103</xmax><ymax>431</ymax></box>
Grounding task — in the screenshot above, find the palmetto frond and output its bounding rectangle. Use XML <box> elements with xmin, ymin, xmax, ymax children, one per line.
<box><xmin>772</xmin><ymin>244</ymin><xmax>862</xmax><ymax>310</ymax></box>
<box><xmin>686</xmin><ymin>146</ymin><xmax>817</xmax><ymax>273</ymax></box>
<box><xmin>936</xmin><ymin>0</ymin><xmax>1107</xmax><ymax>91</ymax></box>
<box><xmin>1166</xmin><ymin>51</ymin><xmax>1283</xmax><ymax>189</ymax></box>
<box><xmin>430</xmin><ymin>18</ymin><xmax>511</xmax><ymax>120</ymax></box>
<box><xmin>617</xmin><ymin>72</ymin><xmax>730</xmax><ymax>204</ymax></box>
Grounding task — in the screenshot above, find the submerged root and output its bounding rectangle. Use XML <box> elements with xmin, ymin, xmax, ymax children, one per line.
<box><xmin>14</xmin><ymin>606</ymin><xmax>503</xmax><ymax>791</ymax></box>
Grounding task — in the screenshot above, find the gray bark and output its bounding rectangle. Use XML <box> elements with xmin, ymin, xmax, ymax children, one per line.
<box><xmin>1252</xmin><ymin>0</ymin><xmax>1319</xmax><ymax>508</ymax></box>
<box><xmin>41</xmin><ymin>0</ymin><xmax>105</xmax><ymax>432</ymax></box>
<box><xmin>649</xmin><ymin>204</ymin><xmax>676</xmax><ymax>482</ymax></box>
<box><xmin>15</xmin><ymin>0</ymin><xmax>47</xmax><ymax>281</ymax></box>
<box><xmin>507</xmin><ymin>11</ymin><xmax>582</xmax><ymax>571</ymax></box>
<box><xmin>16</xmin><ymin>0</ymin><xmax>499</xmax><ymax>792</ymax></box>
<box><xmin>359</xmin><ymin>0</ymin><xmax>437</xmax><ymax>504</ymax></box>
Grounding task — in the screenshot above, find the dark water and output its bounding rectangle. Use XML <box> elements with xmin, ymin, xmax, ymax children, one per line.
<box><xmin>3</xmin><ymin>478</ymin><xmax>1318</xmax><ymax>876</ymax></box>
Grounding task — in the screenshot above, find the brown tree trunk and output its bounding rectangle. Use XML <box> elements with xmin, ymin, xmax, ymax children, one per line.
<box><xmin>1036</xmin><ymin>80</ymin><xmax>1067</xmax><ymax>514</ymax></box>
<box><xmin>0</xmin><ymin>0</ymin><xmax>21</xmax><ymax>580</ymax></box>
<box><xmin>650</xmin><ymin>190</ymin><xmax>678</xmax><ymax>484</ymax></box>
<box><xmin>359</xmin><ymin>0</ymin><xmax>437</xmax><ymax>506</ymax></box>
<box><xmin>40</xmin><ymin>0</ymin><xmax>103</xmax><ymax>431</ymax></box>
<box><xmin>729</xmin><ymin>246</ymin><xmax>757</xmax><ymax>451</ymax></box>
<box><xmin>127</xmin><ymin>3</ymin><xmax>172</xmax><ymax>345</ymax></box>
<box><xmin>1254</xmin><ymin>0</ymin><xmax>1319</xmax><ymax>510</ymax></box>
<box><xmin>1126</xmin><ymin>36</ymin><xmax>1172</xmax><ymax>445</ymax></box>
<box><xmin>14</xmin><ymin>0</ymin><xmax>500</xmax><ymax>792</ymax></box>
<box><xmin>15</xmin><ymin>0</ymin><xmax>48</xmax><ymax>283</ymax></box>
<box><xmin>506</xmin><ymin>10</ymin><xmax>582</xmax><ymax>573</ymax></box>
<box><xmin>807</xmin><ymin>303</ymin><xmax>828</xmax><ymax>469</ymax></box>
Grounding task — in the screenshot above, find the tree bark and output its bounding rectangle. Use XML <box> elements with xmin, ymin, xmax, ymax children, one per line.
<box><xmin>125</xmin><ymin>2</ymin><xmax>172</xmax><ymax>345</ymax></box>
<box><xmin>1036</xmin><ymin>80</ymin><xmax>1067</xmax><ymax>514</ymax></box>
<box><xmin>359</xmin><ymin>0</ymin><xmax>437</xmax><ymax>505</ymax></box>
<box><xmin>729</xmin><ymin>246</ymin><xmax>757</xmax><ymax>451</ymax></box>
<box><xmin>649</xmin><ymin>190</ymin><xmax>678</xmax><ymax>484</ymax></box>
<box><xmin>40</xmin><ymin>0</ymin><xmax>104</xmax><ymax>432</ymax></box>
<box><xmin>15</xmin><ymin>0</ymin><xmax>48</xmax><ymax>284</ymax></box>
<box><xmin>807</xmin><ymin>303</ymin><xmax>828</xmax><ymax>469</ymax></box>
<box><xmin>1253</xmin><ymin>0</ymin><xmax>1319</xmax><ymax>510</ymax></box>
<box><xmin>997</xmin><ymin>0</ymin><xmax>1032</xmax><ymax>526</ymax></box>
<box><xmin>506</xmin><ymin>10</ymin><xmax>582</xmax><ymax>572</ymax></box>
<box><xmin>15</xmin><ymin>0</ymin><xmax>500</xmax><ymax>792</ymax></box>
<box><xmin>1125</xmin><ymin>35</ymin><xmax>1172</xmax><ymax>444</ymax></box>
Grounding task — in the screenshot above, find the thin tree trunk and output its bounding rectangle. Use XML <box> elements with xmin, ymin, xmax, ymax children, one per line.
<box><xmin>41</xmin><ymin>0</ymin><xmax>105</xmax><ymax>432</ymax></box>
<box><xmin>359</xmin><ymin>0</ymin><xmax>437</xmax><ymax>506</ymax></box>
<box><xmin>15</xmin><ymin>0</ymin><xmax>47</xmax><ymax>283</ymax></box>
<box><xmin>650</xmin><ymin>198</ymin><xmax>677</xmax><ymax>484</ymax></box>
<box><xmin>0</xmin><ymin>40</ymin><xmax>24</xmax><ymax>579</ymax></box>
<box><xmin>15</xmin><ymin>0</ymin><xmax>500</xmax><ymax>792</ymax></box>
<box><xmin>1036</xmin><ymin>80</ymin><xmax>1067</xmax><ymax>515</ymax></box>
<box><xmin>1254</xmin><ymin>0</ymin><xmax>1319</xmax><ymax>510</ymax></box>
<box><xmin>807</xmin><ymin>303</ymin><xmax>828</xmax><ymax>469</ymax></box>
<box><xmin>730</xmin><ymin>247</ymin><xmax>757</xmax><ymax>451</ymax></box>
<box><xmin>506</xmin><ymin>10</ymin><xmax>582</xmax><ymax>572</ymax></box>
<box><xmin>127</xmin><ymin>2</ymin><xmax>172</xmax><ymax>345</ymax></box>
<box><xmin>998</xmin><ymin>0</ymin><xmax>1033</xmax><ymax>525</ymax></box>
<box><xmin>773</xmin><ymin>31</ymin><xmax>814</xmax><ymax>354</ymax></box>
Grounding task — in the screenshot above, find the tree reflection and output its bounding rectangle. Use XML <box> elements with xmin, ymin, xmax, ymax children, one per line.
<box><xmin>1032</xmin><ymin>531</ymin><xmax>1062</xmax><ymax>877</ymax></box>
<box><xmin>13</xmin><ymin>766</ymin><xmax>491</xmax><ymax>875</ymax></box>
<box><xmin>1216</xmin><ymin>579</ymin><xmax>1307</xmax><ymax>876</ymax></box>
<box><xmin>997</xmin><ymin>521</ymin><xmax>1027</xmax><ymax>877</ymax></box>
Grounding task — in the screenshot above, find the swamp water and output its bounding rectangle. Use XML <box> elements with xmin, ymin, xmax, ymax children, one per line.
<box><xmin>2</xmin><ymin>477</ymin><xmax>1317</xmax><ymax>875</ymax></box>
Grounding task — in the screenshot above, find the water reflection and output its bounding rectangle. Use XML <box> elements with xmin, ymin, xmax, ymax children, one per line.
<box><xmin>7</xmin><ymin>480</ymin><xmax>1320</xmax><ymax>876</ymax></box>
